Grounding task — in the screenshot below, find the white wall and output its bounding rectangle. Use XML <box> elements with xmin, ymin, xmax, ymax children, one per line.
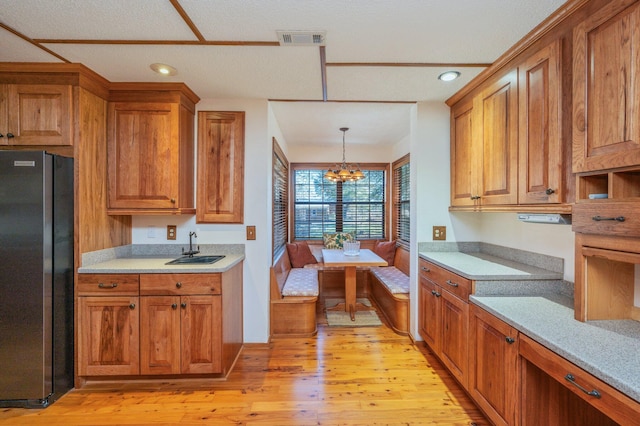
<box><xmin>133</xmin><ymin>98</ymin><xmax>272</xmax><ymax>343</ymax></box>
<box><xmin>288</xmin><ymin>142</ymin><xmax>394</xmax><ymax>163</ymax></box>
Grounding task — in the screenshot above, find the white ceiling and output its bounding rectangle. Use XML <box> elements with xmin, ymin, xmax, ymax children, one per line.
<box><xmin>0</xmin><ymin>0</ymin><xmax>567</xmax><ymax>147</ymax></box>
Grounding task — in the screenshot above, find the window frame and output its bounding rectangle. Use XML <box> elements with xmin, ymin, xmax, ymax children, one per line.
<box><xmin>272</xmin><ymin>138</ymin><xmax>289</xmax><ymax>261</ymax></box>
<box><xmin>290</xmin><ymin>162</ymin><xmax>390</xmax><ymax>243</ymax></box>
<box><xmin>392</xmin><ymin>154</ymin><xmax>410</xmax><ymax>249</ymax></box>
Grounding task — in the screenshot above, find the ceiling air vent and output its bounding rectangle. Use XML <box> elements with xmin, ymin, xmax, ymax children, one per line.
<box><xmin>277</xmin><ymin>30</ymin><xmax>326</xmax><ymax>46</ymax></box>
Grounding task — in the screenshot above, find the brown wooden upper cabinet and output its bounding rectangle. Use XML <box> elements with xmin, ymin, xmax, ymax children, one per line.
<box><xmin>196</xmin><ymin>111</ymin><xmax>245</xmax><ymax>224</ymax></box>
<box><xmin>518</xmin><ymin>40</ymin><xmax>564</xmax><ymax>204</ymax></box>
<box><xmin>450</xmin><ymin>99</ymin><xmax>476</xmax><ymax>207</ymax></box>
<box><xmin>107</xmin><ymin>84</ymin><xmax>199</xmax><ymax>215</ymax></box>
<box><xmin>573</xmin><ymin>0</ymin><xmax>640</xmax><ymax>173</ymax></box>
<box><xmin>450</xmin><ymin>69</ymin><xmax>518</xmax><ymax>208</ymax></box>
<box><xmin>0</xmin><ymin>83</ymin><xmax>72</xmax><ymax>146</ymax></box>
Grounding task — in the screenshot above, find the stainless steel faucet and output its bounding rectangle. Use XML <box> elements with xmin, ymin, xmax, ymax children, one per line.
<box><xmin>182</xmin><ymin>231</ymin><xmax>200</xmax><ymax>257</ymax></box>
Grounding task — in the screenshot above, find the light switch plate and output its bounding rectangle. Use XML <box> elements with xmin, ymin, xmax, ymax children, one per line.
<box><xmin>167</xmin><ymin>225</ymin><xmax>177</xmax><ymax>240</ymax></box>
<box><xmin>246</xmin><ymin>225</ymin><xmax>256</xmax><ymax>240</ymax></box>
<box><xmin>433</xmin><ymin>226</ymin><xmax>446</xmax><ymax>241</ymax></box>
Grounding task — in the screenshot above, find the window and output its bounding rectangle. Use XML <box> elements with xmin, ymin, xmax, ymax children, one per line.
<box><xmin>393</xmin><ymin>154</ymin><xmax>410</xmax><ymax>249</ymax></box>
<box><xmin>292</xmin><ymin>163</ymin><xmax>389</xmax><ymax>241</ymax></box>
<box><xmin>272</xmin><ymin>139</ymin><xmax>288</xmax><ymax>260</ymax></box>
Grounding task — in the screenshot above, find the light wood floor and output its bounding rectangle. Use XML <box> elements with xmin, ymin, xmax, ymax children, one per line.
<box><xmin>1</xmin><ymin>311</ymin><xmax>488</xmax><ymax>425</ymax></box>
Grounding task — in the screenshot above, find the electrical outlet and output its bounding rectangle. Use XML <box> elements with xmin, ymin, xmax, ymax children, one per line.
<box><xmin>167</xmin><ymin>225</ymin><xmax>177</xmax><ymax>240</ymax></box>
<box><xmin>246</xmin><ymin>225</ymin><xmax>256</xmax><ymax>240</ymax></box>
<box><xmin>433</xmin><ymin>226</ymin><xmax>446</xmax><ymax>241</ymax></box>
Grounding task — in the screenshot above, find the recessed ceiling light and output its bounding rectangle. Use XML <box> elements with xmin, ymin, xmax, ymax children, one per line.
<box><xmin>438</xmin><ymin>71</ymin><xmax>461</xmax><ymax>82</ymax></box>
<box><xmin>150</xmin><ymin>63</ymin><xmax>177</xmax><ymax>76</ymax></box>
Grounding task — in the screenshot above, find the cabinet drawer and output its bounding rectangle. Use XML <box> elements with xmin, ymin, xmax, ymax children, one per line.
<box><xmin>77</xmin><ymin>274</ymin><xmax>139</xmax><ymax>296</ymax></box>
<box><xmin>438</xmin><ymin>268</ymin><xmax>471</xmax><ymax>301</ymax></box>
<box><xmin>519</xmin><ymin>334</ymin><xmax>640</xmax><ymax>425</ymax></box>
<box><xmin>418</xmin><ymin>259</ymin><xmax>443</xmax><ymax>282</ymax></box>
<box><xmin>419</xmin><ymin>258</ymin><xmax>471</xmax><ymax>300</ymax></box>
<box><xmin>140</xmin><ymin>273</ymin><xmax>221</xmax><ymax>295</ymax></box>
<box><xmin>572</xmin><ymin>202</ymin><xmax>640</xmax><ymax>237</ymax></box>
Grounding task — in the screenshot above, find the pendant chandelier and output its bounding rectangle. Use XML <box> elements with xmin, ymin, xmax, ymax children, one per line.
<box><xmin>324</xmin><ymin>127</ymin><xmax>365</xmax><ymax>182</ymax></box>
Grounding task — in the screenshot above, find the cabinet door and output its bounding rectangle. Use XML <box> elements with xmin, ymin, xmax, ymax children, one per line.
<box><xmin>78</xmin><ymin>296</ymin><xmax>139</xmax><ymax>376</ymax></box>
<box><xmin>418</xmin><ymin>277</ymin><xmax>441</xmax><ymax>353</ymax></box>
<box><xmin>475</xmin><ymin>70</ymin><xmax>518</xmax><ymax>205</ymax></box>
<box><xmin>573</xmin><ymin>1</ymin><xmax>640</xmax><ymax>172</ymax></box>
<box><xmin>519</xmin><ymin>40</ymin><xmax>563</xmax><ymax>204</ymax></box>
<box><xmin>440</xmin><ymin>290</ymin><xmax>469</xmax><ymax>389</ymax></box>
<box><xmin>108</xmin><ymin>102</ymin><xmax>179</xmax><ymax>209</ymax></box>
<box><xmin>140</xmin><ymin>296</ymin><xmax>181</xmax><ymax>375</ymax></box>
<box><xmin>197</xmin><ymin>111</ymin><xmax>245</xmax><ymax>223</ymax></box>
<box><xmin>469</xmin><ymin>305</ymin><xmax>519</xmax><ymax>426</ymax></box>
<box><xmin>450</xmin><ymin>99</ymin><xmax>478</xmax><ymax>207</ymax></box>
<box><xmin>4</xmin><ymin>84</ymin><xmax>72</xmax><ymax>146</ymax></box>
<box><xmin>181</xmin><ymin>295</ymin><xmax>222</xmax><ymax>374</ymax></box>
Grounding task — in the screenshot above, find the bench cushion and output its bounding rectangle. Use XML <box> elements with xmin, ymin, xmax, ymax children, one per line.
<box><xmin>370</xmin><ymin>266</ymin><xmax>409</xmax><ymax>294</ymax></box>
<box><xmin>282</xmin><ymin>268</ymin><xmax>319</xmax><ymax>297</ymax></box>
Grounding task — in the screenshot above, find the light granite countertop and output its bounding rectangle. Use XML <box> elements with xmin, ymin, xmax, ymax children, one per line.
<box><xmin>78</xmin><ymin>244</ymin><xmax>245</xmax><ymax>274</ymax></box>
<box><xmin>471</xmin><ymin>295</ymin><xmax>640</xmax><ymax>403</ymax></box>
<box><xmin>418</xmin><ymin>251</ymin><xmax>562</xmax><ymax>281</ymax></box>
<box><xmin>77</xmin><ymin>254</ymin><xmax>244</xmax><ymax>274</ymax></box>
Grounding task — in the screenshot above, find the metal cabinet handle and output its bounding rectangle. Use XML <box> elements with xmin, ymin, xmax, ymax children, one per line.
<box><xmin>592</xmin><ymin>216</ymin><xmax>625</xmax><ymax>222</ymax></box>
<box><xmin>170</xmin><ymin>198</ymin><xmax>176</xmax><ymax>204</ymax></box>
<box><xmin>505</xmin><ymin>336</ymin><xmax>515</xmax><ymax>344</ymax></box>
<box><xmin>171</xmin><ymin>303</ymin><xmax>177</xmax><ymax>309</ymax></box>
<box><xmin>421</xmin><ymin>266</ymin><xmax>430</xmax><ymax>272</ymax></box>
<box><xmin>470</xmin><ymin>195</ymin><xmax>481</xmax><ymax>200</ymax></box>
<box><xmin>545</xmin><ymin>188</ymin><xmax>555</xmax><ymax>195</ymax></box>
<box><xmin>181</xmin><ymin>302</ymin><xmax>187</xmax><ymax>308</ymax></box>
<box><xmin>445</xmin><ymin>279</ymin><xmax>459</xmax><ymax>288</ymax></box>
<box><xmin>98</xmin><ymin>282</ymin><xmax>118</xmax><ymax>288</ymax></box>
<box><xmin>129</xmin><ymin>303</ymin><xmax>136</xmax><ymax>310</ymax></box>
<box><xmin>6</xmin><ymin>133</ymin><xmax>14</xmax><ymax>138</ymax></box>
<box><xmin>431</xmin><ymin>290</ymin><xmax>441</xmax><ymax>297</ymax></box>
<box><xmin>565</xmin><ymin>374</ymin><xmax>601</xmax><ymax>398</ymax></box>
<box><xmin>0</xmin><ymin>133</ymin><xmax>3</xmax><ymax>138</ymax></box>
<box><xmin>176</xmin><ymin>282</ymin><xmax>182</xmax><ymax>288</ymax></box>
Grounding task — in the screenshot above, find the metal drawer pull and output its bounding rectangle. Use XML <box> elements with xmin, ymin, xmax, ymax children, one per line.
<box><xmin>431</xmin><ymin>290</ymin><xmax>441</xmax><ymax>297</ymax></box>
<box><xmin>445</xmin><ymin>279</ymin><xmax>458</xmax><ymax>287</ymax></box>
<box><xmin>505</xmin><ymin>336</ymin><xmax>515</xmax><ymax>344</ymax></box>
<box><xmin>421</xmin><ymin>266</ymin><xmax>430</xmax><ymax>272</ymax></box>
<box><xmin>592</xmin><ymin>216</ymin><xmax>625</xmax><ymax>222</ymax></box>
<box><xmin>565</xmin><ymin>374</ymin><xmax>601</xmax><ymax>398</ymax></box>
<box><xmin>98</xmin><ymin>282</ymin><xmax>118</xmax><ymax>288</ymax></box>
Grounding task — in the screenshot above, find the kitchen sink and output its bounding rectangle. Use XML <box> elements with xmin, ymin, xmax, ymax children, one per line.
<box><xmin>165</xmin><ymin>255</ymin><xmax>225</xmax><ymax>265</ymax></box>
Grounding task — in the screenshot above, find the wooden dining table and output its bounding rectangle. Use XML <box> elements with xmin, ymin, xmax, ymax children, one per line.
<box><xmin>321</xmin><ymin>248</ymin><xmax>388</xmax><ymax>321</ymax></box>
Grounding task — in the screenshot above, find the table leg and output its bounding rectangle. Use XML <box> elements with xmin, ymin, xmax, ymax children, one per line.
<box><xmin>326</xmin><ymin>266</ymin><xmax>374</xmax><ymax>321</ymax></box>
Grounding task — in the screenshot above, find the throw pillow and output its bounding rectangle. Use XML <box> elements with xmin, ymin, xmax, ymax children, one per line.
<box><xmin>323</xmin><ymin>232</ymin><xmax>355</xmax><ymax>249</ymax></box>
<box><xmin>374</xmin><ymin>240</ymin><xmax>397</xmax><ymax>266</ymax></box>
<box><xmin>286</xmin><ymin>241</ymin><xmax>318</xmax><ymax>268</ymax></box>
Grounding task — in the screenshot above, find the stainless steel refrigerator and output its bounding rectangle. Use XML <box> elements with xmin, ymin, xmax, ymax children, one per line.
<box><xmin>0</xmin><ymin>151</ymin><xmax>74</xmax><ymax>408</ymax></box>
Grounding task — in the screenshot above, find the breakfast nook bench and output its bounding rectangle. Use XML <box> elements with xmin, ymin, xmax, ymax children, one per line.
<box><xmin>270</xmin><ymin>248</ymin><xmax>319</xmax><ymax>337</ymax></box>
<box><xmin>368</xmin><ymin>245</ymin><xmax>410</xmax><ymax>335</ymax></box>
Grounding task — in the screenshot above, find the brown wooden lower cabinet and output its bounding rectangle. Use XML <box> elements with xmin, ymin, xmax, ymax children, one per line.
<box><xmin>77</xmin><ymin>265</ymin><xmax>243</xmax><ymax>381</ymax></box>
<box><xmin>140</xmin><ymin>294</ymin><xmax>222</xmax><ymax>375</ymax></box>
<box><xmin>467</xmin><ymin>305</ymin><xmax>640</xmax><ymax>426</ymax></box>
<box><xmin>77</xmin><ymin>295</ymin><xmax>140</xmax><ymax>376</ymax></box>
<box><xmin>469</xmin><ymin>304</ymin><xmax>519</xmax><ymax>426</ymax></box>
<box><xmin>418</xmin><ymin>258</ymin><xmax>470</xmax><ymax>388</ymax></box>
<box><xmin>519</xmin><ymin>334</ymin><xmax>638</xmax><ymax>426</ymax></box>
